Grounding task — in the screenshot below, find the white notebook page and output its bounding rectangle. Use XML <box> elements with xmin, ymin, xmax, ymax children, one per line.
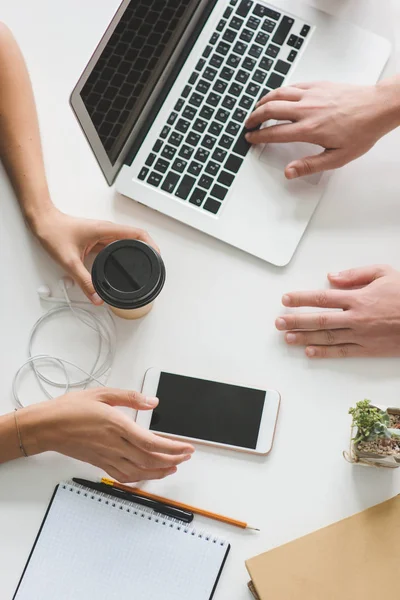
<box><xmin>15</xmin><ymin>482</ymin><xmax>229</xmax><ymax>600</ymax></box>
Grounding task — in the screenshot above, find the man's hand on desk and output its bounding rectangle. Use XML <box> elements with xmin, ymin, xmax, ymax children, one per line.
<box><xmin>32</xmin><ymin>208</ymin><xmax>159</xmax><ymax>305</ymax></box>
<box><xmin>275</xmin><ymin>265</ymin><xmax>400</xmax><ymax>358</ymax></box>
<box><xmin>18</xmin><ymin>388</ymin><xmax>194</xmax><ymax>483</ymax></box>
<box><xmin>245</xmin><ymin>77</ymin><xmax>400</xmax><ymax>179</ymax></box>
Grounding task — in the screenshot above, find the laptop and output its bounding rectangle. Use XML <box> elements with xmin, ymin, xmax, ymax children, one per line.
<box><xmin>71</xmin><ymin>0</ymin><xmax>390</xmax><ymax>266</ymax></box>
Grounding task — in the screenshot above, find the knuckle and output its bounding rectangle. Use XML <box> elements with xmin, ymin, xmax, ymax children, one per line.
<box><xmin>317</xmin><ymin>313</ymin><xmax>329</xmax><ymax>329</ymax></box>
<box><xmin>143</xmin><ymin>439</ymin><xmax>156</xmax><ymax>454</ymax></box>
<box><xmin>338</xmin><ymin>345</ymin><xmax>349</xmax><ymax>358</ymax></box>
<box><xmin>325</xmin><ymin>330</ymin><xmax>335</xmax><ymax>345</ymax></box>
<box><xmin>301</xmin><ymin>158</ymin><xmax>314</xmax><ymax>175</ymax></box>
<box><xmin>315</xmin><ymin>292</ymin><xmax>329</xmax><ymax>308</ymax></box>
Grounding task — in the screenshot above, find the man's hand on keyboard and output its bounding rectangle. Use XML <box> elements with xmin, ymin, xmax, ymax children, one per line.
<box><xmin>245</xmin><ymin>78</ymin><xmax>400</xmax><ymax>179</ymax></box>
<box><xmin>33</xmin><ymin>208</ymin><xmax>159</xmax><ymax>305</ymax></box>
<box><xmin>275</xmin><ymin>265</ymin><xmax>400</xmax><ymax>358</ymax></box>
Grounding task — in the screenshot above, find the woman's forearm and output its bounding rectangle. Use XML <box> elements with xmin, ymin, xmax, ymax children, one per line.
<box><xmin>0</xmin><ymin>408</ymin><xmax>43</xmax><ymax>465</ymax></box>
<box><xmin>0</xmin><ymin>413</ymin><xmax>24</xmax><ymax>464</ymax></box>
<box><xmin>0</xmin><ymin>23</ymin><xmax>54</xmax><ymax>232</ymax></box>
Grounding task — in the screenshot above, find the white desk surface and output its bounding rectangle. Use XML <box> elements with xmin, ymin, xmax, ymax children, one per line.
<box><xmin>0</xmin><ymin>0</ymin><xmax>399</xmax><ymax>597</ymax></box>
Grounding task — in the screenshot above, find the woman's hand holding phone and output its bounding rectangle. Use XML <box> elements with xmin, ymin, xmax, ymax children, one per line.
<box><xmin>17</xmin><ymin>388</ymin><xmax>195</xmax><ymax>483</ymax></box>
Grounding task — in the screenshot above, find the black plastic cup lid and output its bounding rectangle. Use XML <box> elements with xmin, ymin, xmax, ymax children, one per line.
<box><xmin>91</xmin><ymin>239</ymin><xmax>166</xmax><ymax>310</ymax></box>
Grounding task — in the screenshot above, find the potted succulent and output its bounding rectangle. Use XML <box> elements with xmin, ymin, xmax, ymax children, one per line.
<box><xmin>346</xmin><ymin>400</ymin><xmax>400</xmax><ymax>467</ymax></box>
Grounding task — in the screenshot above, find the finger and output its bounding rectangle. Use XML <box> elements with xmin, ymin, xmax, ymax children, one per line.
<box><xmin>117</xmin><ymin>448</ymin><xmax>192</xmax><ymax>470</ymax></box>
<box><xmin>97</xmin><ymin>387</ymin><xmax>159</xmax><ymax>411</ymax></box>
<box><xmin>282</xmin><ymin>289</ymin><xmax>351</xmax><ymax>309</ymax></box>
<box><xmin>104</xmin><ymin>463</ymin><xmax>177</xmax><ymax>484</ymax></box>
<box><xmin>66</xmin><ymin>258</ymin><xmax>103</xmax><ymax>305</ymax></box>
<box><xmin>275</xmin><ymin>311</ymin><xmax>349</xmax><ymax>331</ymax></box>
<box><xmin>285</xmin><ymin>149</ymin><xmax>345</xmax><ymax>180</ymax></box>
<box><xmin>285</xmin><ymin>328</ymin><xmax>355</xmax><ymax>347</ymax></box>
<box><xmin>328</xmin><ymin>265</ymin><xmax>390</xmax><ymax>288</ymax></box>
<box><xmin>245</xmin><ymin>101</ymin><xmax>300</xmax><ymax>129</ymax></box>
<box><xmin>245</xmin><ymin>123</ymin><xmax>306</xmax><ymax>145</ymax></box>
<box><xmin>129</xmin><ymin>427</ymin><xmax>195</xmax><ymax>456</ymax></box>
<box><xmin>305</xmin><ymin>344</ymin><xmax>365</xmax><ymax>359</ymax></box>
<box><xmin>256</xmin><ymin>86</ymin><xmax>304</xmax><ymax>108</ymax></box>
<box><xmin>96</xmin><ymin>221</ymin><xmax>160</xmax><ymax>253</ymax></box>
<box><xmin>290</xmin><ymin>81</ymin><xmax>331</xmax><ymax>90</ymax></box>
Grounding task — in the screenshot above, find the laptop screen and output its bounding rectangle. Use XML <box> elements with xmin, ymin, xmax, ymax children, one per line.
<box><xmin>79</xmin><ymin>0</ymin><xmax>199</xmax><ymax>166</ymax></box>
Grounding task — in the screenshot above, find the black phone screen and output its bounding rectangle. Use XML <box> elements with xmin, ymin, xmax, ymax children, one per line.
<box><xmin>149</xmin><ymin>373</ymin><xmax>266</xmax><ymax>449</ymax></box>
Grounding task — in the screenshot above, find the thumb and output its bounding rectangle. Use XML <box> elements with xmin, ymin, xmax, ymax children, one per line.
<box><xmin>328</xmin><ymin>265</ymin><xmax>389</xmax><ymax>288</ymax></box>
<box><xmin>96</xmin><ymin>388</ymin><xmax>159</xmax><ymax>410</ymax></box>
<box><xmin>285</xmin><ymin>149</ymin><xmax>342</xmax><ymax>179</ymax></box>
<box><xmin>67</xmin><ymin>259</ymin><xmax>103</xmax><ymax>305</ymax></box>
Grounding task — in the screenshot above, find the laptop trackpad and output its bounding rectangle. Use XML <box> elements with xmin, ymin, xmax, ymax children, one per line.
<box><xmin>259</xmin><ymin>137</ymin><xmax>324</xmax><ymax>186</ymax></box>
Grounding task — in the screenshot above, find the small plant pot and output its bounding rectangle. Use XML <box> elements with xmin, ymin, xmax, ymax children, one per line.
<box><xmin>345</xmin><ymin>405</ymin><xmax>400</xmax><ymax>469</ymax></box>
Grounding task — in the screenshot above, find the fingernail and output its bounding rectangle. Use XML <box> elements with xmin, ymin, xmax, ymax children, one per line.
<box><xmin>282</xmin><ymin>294</ymin><xmax>291</xmax><ymax>306</ymax></box>
<box><xmin>168</xmin><ymin>467</ymin><xmax>177</xmax><ymax>474</ymax></box>
<box><xmin>183</xmin><ymin>454</ymin><xmax>192</xmax><ymax>462</ymax></box>
<box><xmin>91</xmin><ymin>292</ymin><xmax>103</xmax><ymax>305</ymax></box>
<box><xmin>145</xmin><ymin>396</ymin><xmax>159</xmax><ymax>407</ymax></box>
<box><xmin>306</xmin><ymin>347</ymin><xmax>316</xmax><ymax>357</ymax></box>
<box><xmin>245</xmin><ymin>133</ymin><xmax>251</xmax><ymax>140</ymax></box>
<box><xmin>276</xmin><ymin>317</ymin><xmax>287</xmax><ymax>330</ymax></box>
<box><xmin>286</xmin><ymin>333</ymin><xmax>297</xmax><ymax>343</ymax></box>
<box><xmin>286</xmin><ymin>167</ymin><xmax>298</xmax><ymax>179</ymax></box>
<box><xmin>186</xmin><ymin>447</ymin><xmax>195</xmax><ymax>454</ymax></box>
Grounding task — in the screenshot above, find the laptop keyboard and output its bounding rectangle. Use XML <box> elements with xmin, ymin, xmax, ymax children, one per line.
<box><xmin>139</xmin><ymin>0</ymin><xmax>311</xmax><ymax>215</ymax></box>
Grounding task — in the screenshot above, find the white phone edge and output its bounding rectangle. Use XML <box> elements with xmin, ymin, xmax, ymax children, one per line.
<box><xmin>137</xmin><ymin>367</ymin><xmax>281</xmax><ymax>456</ymax></box>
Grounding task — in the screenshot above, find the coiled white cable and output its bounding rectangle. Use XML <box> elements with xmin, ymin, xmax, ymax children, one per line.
<box><xmin>12</xmin><ymin>278</ymin><xmax>116</xmax><ymax>409</ymax></box>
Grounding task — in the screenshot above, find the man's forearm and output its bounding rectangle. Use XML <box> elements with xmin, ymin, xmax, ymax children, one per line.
<box><xmin>0</xmin><ymin>23</ymin><xmax>54</xmax><ymax>232</ymax></box>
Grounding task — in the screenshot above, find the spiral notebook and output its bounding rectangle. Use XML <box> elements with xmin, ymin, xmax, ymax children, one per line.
<box><xmin>14</xmin><ymin>481</ymin><xmax>230</xmax><ymax>600</ymax></box>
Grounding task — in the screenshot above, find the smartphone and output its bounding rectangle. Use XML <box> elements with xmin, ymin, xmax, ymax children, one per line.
<box><xmin>137</xmin><ymin>368</ymin><xmax>280</xmax><ymax>455</ymax></box>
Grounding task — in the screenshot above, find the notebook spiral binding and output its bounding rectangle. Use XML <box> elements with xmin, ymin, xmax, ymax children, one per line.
<box><xmin>65</xmin><ymin>481</ymin><xmax>227</xmax><ymax>547</ymax></box>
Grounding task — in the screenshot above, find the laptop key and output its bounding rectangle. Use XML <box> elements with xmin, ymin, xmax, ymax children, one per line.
<box><xmin>300</xmin><ymin>24</ymin><xmax>311</xmax><ymax>37</ymax></box>
<box><xmin>272</xmin><ymin>16</ymin><xmax>294</xmax><ymax>46</ymax></box>
<box><xmin>188</xmin><ymin>161</ymin><xmax>203</xmax><ymax>176</ymax></box>
<box><xmin>200</xmin><ymin>105</ymin><xmax>214</xmax><ymax>120</ymax></box>
<box><xmin>195</xmin><ymin>58</ymin><xmax>206</xmax><ymax>71</ymax></box>
<box><xmin>215</xmin><ymin>108</ymin><xmax>230</xmax><ymax>123</ymax></box>
<box><xmin>266</xmin><ymin>72</ymin><xmax>284</xmax><ymax>89</ymax></box>
<box><xmin>209</xmin><ymin>122</ymin><xmax>223</xmax><ymax>136</ymax></box>
<box><xmin>253</xmin><ymin>69</ymin><xmax>266</xmax><ymax>84</ymax></box>
<box><xmin>138</xmin><ymin>166</ymin><xmax>149</xmax><ymax>181</ymax></box>
<box><xmin>189</xmin><ymin>93</ymin><xmax>204</xmax><ymax>107</ymax></box>
<box><xmin>275</xmin><ymin>59</ymin><xmax>290</xmax><ymax>75</ymax></box>
<box><xmin>161</xmin><ymin>145</ymin><xmax>177</xmax><ymax>160</ymax></box>
<box><xmin>210</xmin><ymin>183</ymin><xmax>229</xmax><ymax>201</ymax></box>
<box><xmin>145</xmin><ymin>153</ymin><xmax>157</xmax><ymax>166</ymax></box>
<box><xmin>255</xmin><ymin>31</ymin><xmax>269</xmax><ymax>45</ymax></box>
<box><xmin>264</xmin><ymin>8</ymin><xmax>280</xmax><ymax>20</ymax></box>
<box><xmin>230</xmin><ymin>16</ymin><xmax>244</xmax><ymax>30</ymax></box>
<box><xmin>153</xmin><ymin>139</ymin><xmax>163</xmax><ymax>152</ymax></box>
<box><xmin>175</xmin><ymin>174</ymin><xmax>196</xmax><ymax>200</ymax></box>
<box><xmin>174</xmin><ymin>99</ymin><xmax>185</xmax><ymax>112</ymax></box>
<box><xmin>287</xmin><ymin>49</ymin><xmax>297</xmax><ymax>62</ymax></box>
<box><xmin>186</xmin><ymin>131</ymin><xmax>201</xmax><ymax>146</ymax></box>
<box><xmin>196</xmin><ymin>80</ymin><xmax>211</xmax><ymax>94</ymax></box>
<box><xmin>262</xmin><ymin>19</ymin><xmax>276</xmax><ymax>33</ymax></box>
<box><xmin>147</xmin><ymin>172</ymin><xmax>162</xmax><ymax>187</ymax></box>
<box><xmin>233</xmin><ymin>41</ymin><xmax>247</xmax><ymax>55</ymax></box>
<box><xmin>295</xmin><ymin>37</ymin><xmax>304</xmax><ymax>50</ymax></box>
<box><xmin>223</xmin><ymin>6</ymin><xmax>233</xmax><ymax>18</ymax></box>
<box><xmin>260</xmin><ymin>57</ymin><xmax>273</xmax><ymax>71</ymax></box>
<box><xmin>205</xmin><ymin>160</ymin><xmax>220</xmax><ymax>176</ymax></box>
<box><xmin>210</xmin><ymin>54</ymin><xmax>224</xmax><ymax>68</ymax></box>
<box><xmin>226</xmin><ymin>121</ymin><xmax>241</xmax><ymax>136</ymax></box>
<box><xmin>167</xmin><ymin>112</ymin><xmax>178</xmax><ymax>125</ymax></box>
<box><xmin>216</xmin><ymin>41</ymin><xmax>230</xmax><ymax>56</ymax></box>
<box><xmin>179</xmin><ymin>145</ymin><xmax>194</xmax><ymax>159</ymax></box>
<box><xmin>175</xmin><ymin>119</ymin><xmax>190</xmax><ymax>134</ymax></box>
<box><xmin>240</xmin><ymin>28</ymin><xmax>254</xmax><ymax>43</ymax></box>
<box><xmin>169</xmin><ymin>132</ymin><xmax>184</xmax><ymax>147</ymax></box>
<box><xmin>239</xmin><ymin>94</ymin><xmax>253</xmax><ymax>109</ymax></box>
<box><xmin>193</xmin><ymin>118</ymin><xmax>207</xmax><ymax>133</ymax></box>
<box><xmin>222</xmin><ymin>95</ymin><xmax>236</xmax><ymax>110</ymax></box>
<box><xmin>161</xmin><ymin>172</ymin><xmax>180</xmax><ymax>193</ymax></box>
<box><xmin>213</xmin><ymin>79</ymin><xmax>228</xmax><ymax>94</ymax></box>
<box><xmin>287</xmin><ymin>34</ymin><xmax>297</xmax><ymax>48</ymax></box>
<box><xmin>232</xmin><ymin>128</ymin><xmax>251</xmax><ymax>156</ymax></box>
<box><xmin>217</xmin><ymin>170</ymin><xmax>235</xmax><ymax>186</ymax></box>
<box><xmin>246</xmin><ymin>82</ymin><xmax>260</xmax><ymax>97</ymax></box>
<box><xmin>212</xmin><ymin>148</ymin><xmax>227</xmax><ymax>163</ymax></box>
<box><xmin>219</xmin><ymin>134</ymin><xmax>234</xmax><ymax>149</ymax></box>
<box><xmin>203</xmin><ymin>198</ymin><xmax>222</xmax><ymax>214</ymax></box>
<box><xmin>223</xmin><ymin>29</ymin><xmax>237</xmax><ymax>43</ymax></box>
<box><xmin>203</xmin><ymin>45</ymin><xmax>213</xmax><ymax>57</ymax></box>
<box><xmin>249</xmin><ymin>44</ymin><xmax>262</xmax><ymax>59</ymax></box>
<box><xmin>189</xmin><ymin>188</ymin><xmax>207</xmax><ymax>207</ymax></box>
<box><xmin>160</xmin><ymin>126</ymin><xmax>171</xmax><ymax>139</ymax></box>
<box><xmin>225</xmin><ymin>154</ymin><xmax>243</xmax><ymax>173</ymax></box>
<box><xmin>203</xmin><ymin>67</ymin><xmax>217</xmax><ymax>81</ymax></box>
<box><xmin>217</xmin><ymin>19</ymin><xmax>227</xmax><ymax>32</ymax></box>
<box><xmin>236</xmin><ymin>69</ymin><xmax>249</xmax><ymax>84</ymax></box>
<box><xmin>220</xmin><ymin>67</ymin><xmax>234</xmax><ymax>82</ymax></box>
<box><xmin>182</xmin><ymin>106</ymin><xmax>196</xmax><ymax>120</ymax></box>
<box><xmin>265</xmin><ymin>44</ymin><xmax>279</xmax><ymax>58</ymax></box>
<box><xmin>228</xmin><ymin>82</ymin><xmax>243</xmax><ymax>97</ymax></box>
<box><xmin>209</xmin><ymin>33</ymin><xmax>219</xmax><ymax>45</ymax></box>
<box><xmin>194</xmin><ymin>147</ymin><xmax>210</xmax><ymax>163</ymax></box>
<box><xmin>243</xmin><ymin>57</ymin><xmax>256</xmax><ymax>71</ymax></box>
<box><xmin>202</xmin><ymin>135</ymin><xmax>217</xmax><ymax>150</ymax></box>
<box><xmin>189</xmin><ymin>72</ymin><xmax>199</xmax><ymax>85</ymax></box>
<box><xmin>253</xmin><ymin>4</ymin><xmax>269</xmax><ymax>17</ymax></box>
<box><xmin>154</xmin><ymin>158</ymin><xmax>169</xmax><ymax>174</ymax></box>
<box><xmin>206</xmin><ymin>92</ymin><xmax>221</xmax><ymax>107</ymax></box>
<box><xmin>199</xmin><ymin>174</ymin><xmax>213</xmax><ymax>189</ymax></box>
<box><xmin>247</xmin><ymin>16</ymin><xmax>260</xmax><ymax>30</ymax></box>
<box><xmin>227</xmin><ymin>53</ymin><xmax>241</xmax><ymax>67</ymax></box>
<box><xmin>232</xmin><ymin>108</ymin><xmax>247</xmax><ymax>122</ymax></box>
<box><xmin>172</xmin><ymin>158</ymin><xmax>187</xmax><ymax>173</ymax></box>
<box><xmin>182</xmin><ymin>86</ymin><xmax>191</xmax><ymax>99</ymax></box>
<box><xmin>236</xmin><ymin>0</ymin><xmax>253</xmax><ymax>18</ymax></box>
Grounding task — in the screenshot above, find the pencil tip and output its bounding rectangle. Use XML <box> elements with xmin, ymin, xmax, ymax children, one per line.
<box><xmin>247</xmin><ymin>526</ymin><xmax>260</xmax><ymax>531</ymax></box>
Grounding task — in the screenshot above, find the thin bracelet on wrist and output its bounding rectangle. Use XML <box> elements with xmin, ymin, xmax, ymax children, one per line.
<box><xmin>14</xmin><ymin>409</ymin><xmax>28</xmax><ymax>458</ymax></box>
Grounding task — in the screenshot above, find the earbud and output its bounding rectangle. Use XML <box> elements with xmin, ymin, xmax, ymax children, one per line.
<box><xmin>37</xmin><ymin>284</ymin><xmax>52</xmax><ymax>299</ymax></box>
<box><xmin>37</xmin><ymin>278</ymin><xmax>90</xmax><ymax>305</ymax></box>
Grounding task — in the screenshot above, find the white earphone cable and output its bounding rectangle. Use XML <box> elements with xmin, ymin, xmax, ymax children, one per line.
<box><xmin>13</xmin><ymin>280</ymin><xmax>116</xmax><ymax>409</ymax></box>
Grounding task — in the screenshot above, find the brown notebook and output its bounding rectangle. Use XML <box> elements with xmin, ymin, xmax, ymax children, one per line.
<box><xmin>246</xmin><ymin>495</ymin><xmax>400</xmax><ymax>600</ymax></box>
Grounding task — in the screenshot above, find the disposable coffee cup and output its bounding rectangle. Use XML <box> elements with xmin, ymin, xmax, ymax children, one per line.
<box><xmin>91</xmin><ymin>239</ymin><xmax>166</xmax><ymax>320</ymax></box>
